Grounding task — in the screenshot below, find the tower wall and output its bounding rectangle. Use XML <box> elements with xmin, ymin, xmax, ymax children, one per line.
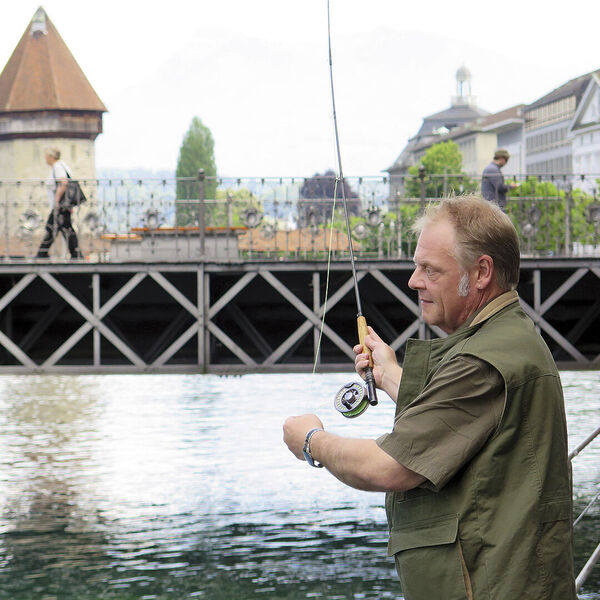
<box><xmin>0</xmin><ymin>137</ymin><xmax>96</xmax><ymax>181</ymax></box>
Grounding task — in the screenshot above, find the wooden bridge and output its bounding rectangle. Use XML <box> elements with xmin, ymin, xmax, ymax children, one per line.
<box><xmin>2</xmin><ymin>174</ymin><xmax>600</xmax><ymax>373</ymax></box>
<box><xmin>1</xmin><ymin>257</ymin><xmax>598</xmax><ymax>374</ymax></box>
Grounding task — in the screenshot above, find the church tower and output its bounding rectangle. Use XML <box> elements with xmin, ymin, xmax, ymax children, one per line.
<box><xmin>0</xmin><ymin>7</ymin><xmax>107</xmax><ymax>180</ymax></box>
<box><xmin>452</xmin><ymin>64</ymin><xmax>475</xmax><ymax>108</ymax></box>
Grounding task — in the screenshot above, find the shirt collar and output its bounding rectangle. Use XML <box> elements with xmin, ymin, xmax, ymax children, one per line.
<box><xmin>463</xmin><ymin>290</ymin><xmax>519</xmax><ymax>329</ymax></box>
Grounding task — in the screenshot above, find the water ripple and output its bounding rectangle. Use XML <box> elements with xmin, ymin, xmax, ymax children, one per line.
<box><xmin>0</xmin><ymin>372</ymin><xmax>597</xmax><ymax>599</ymax></box>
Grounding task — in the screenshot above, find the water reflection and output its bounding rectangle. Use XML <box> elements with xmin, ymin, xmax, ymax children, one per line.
<box><xmin>0</xmin><ymin>377</ymin><xmax>108</xmax><ymax>598</ymax></box>
<box><xmin>0</xmin><ymin>372</ymin><xmax>597</xmax><ymax>599</ymax></box>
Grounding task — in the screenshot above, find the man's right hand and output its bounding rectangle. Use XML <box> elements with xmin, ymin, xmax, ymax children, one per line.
<box><xmin>353</xmin><ymin>326</ymin><xmax>402</xmax><ymax>402</ymax></box>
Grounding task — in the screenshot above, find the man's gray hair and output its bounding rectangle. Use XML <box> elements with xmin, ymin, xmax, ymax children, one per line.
<box><xmin>412</xmin><ymin>195</ymin><xmax>520</xmax><ymax>291</ymax></box>
<box><xmin>45</xmin><ymin>147</ymin><xmax>61</xmax><ymax>160</ymax></box>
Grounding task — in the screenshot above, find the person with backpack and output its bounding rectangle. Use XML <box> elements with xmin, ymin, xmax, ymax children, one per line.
<box><xmin>36</xmin><ymin>147</ymin><xmax>83</xmax><ymax>259</ymax></box>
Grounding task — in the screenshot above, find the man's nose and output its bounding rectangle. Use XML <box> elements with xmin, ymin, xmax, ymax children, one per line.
<box><xmin>408</xmin><ymin>269</ymin><xmax>421</xmax><ymax>290</ymax></box>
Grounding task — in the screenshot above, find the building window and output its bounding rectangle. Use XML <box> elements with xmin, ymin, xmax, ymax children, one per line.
<box><xmin>525</xmin><ymin>96</ymin><xmax>576</xmax><ymax>130</ymax></box>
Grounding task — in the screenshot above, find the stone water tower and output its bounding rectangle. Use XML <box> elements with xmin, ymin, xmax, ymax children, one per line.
<box><xmin>0</xmin><ymin>6</ymin><xmax>106</xmax><ymax>256</ymax></box>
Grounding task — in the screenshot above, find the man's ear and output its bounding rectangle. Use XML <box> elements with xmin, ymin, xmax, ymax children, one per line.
<box><xmin>475</xmin><ymin>255</ymin><xmax>494</xmax><ymax>289</ymax></box>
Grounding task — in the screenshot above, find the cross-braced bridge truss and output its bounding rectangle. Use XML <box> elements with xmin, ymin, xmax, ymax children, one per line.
<box><xmin>0</xmin><ymin>260</ymin><xmax>599</xmax><ymax>373</ymax></box>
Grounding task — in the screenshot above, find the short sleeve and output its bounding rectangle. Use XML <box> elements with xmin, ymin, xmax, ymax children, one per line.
<box><xmin>376</xmin><ymin>355</ymin><xmax>504</xmax><ymax>491</ymax></box>
<box><xmin>53</xmin><ymin>162</ymin><xmax>69</xmax><ymax>180</ymax></box>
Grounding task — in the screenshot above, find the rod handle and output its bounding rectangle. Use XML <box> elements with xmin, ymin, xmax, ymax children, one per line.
<box><xmin>357</xmin><ymin>316</ymin><xmax>373</xmax><ymax>368</ymax></box>
<box><xmin>357</xmin><ymin>316</ymin><xmax>378</xmax><ymax>406</ymax></box>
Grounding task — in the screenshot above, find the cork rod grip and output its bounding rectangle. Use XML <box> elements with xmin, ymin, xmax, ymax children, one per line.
<box><xmin>357</xmin><ymin>316</ymin><xmax>373</xmax><ymax>368</ymax></box>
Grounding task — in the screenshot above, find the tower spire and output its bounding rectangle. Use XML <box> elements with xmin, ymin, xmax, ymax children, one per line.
<box><xmin>30</xmin><ymin>7</ymin><xmax>48</xmax><ymax>36</ymax></box>
<box><xmin>452</xmin><ymin>64</ymin><xmax>475</xmax><ymax>107</ymax></box>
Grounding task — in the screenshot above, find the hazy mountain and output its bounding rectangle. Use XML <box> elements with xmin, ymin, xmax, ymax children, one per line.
<box><xmin>95</xmin><ymin>28</ymin><xmax>574</xmax><ymax>177</ymax></box>
<box><xmin>97</xmin><ymin>167</ymin><xmax>175</xmax><ymax>180</ymax></box>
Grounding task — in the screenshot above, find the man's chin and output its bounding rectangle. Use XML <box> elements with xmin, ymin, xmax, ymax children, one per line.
<box><xmin>420</xmin><ymin>307</ymin><xmax>440</xmax><ymax>329</ymax></box>
<box><xmin>420</xmin><ymin>303</ymin><xmax>434</xmax><ymax>318</ymax></box>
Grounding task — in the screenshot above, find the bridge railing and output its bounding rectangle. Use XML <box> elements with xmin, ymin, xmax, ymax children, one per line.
<box><xmin>571</xmin><ymin>426</ymin><xmax>600</xmax><ymax>593</ymax></box>
<box><xmin>1</xmin><ymin>174</ymin><xmax>599</xmax><ymax>262</ymax></box>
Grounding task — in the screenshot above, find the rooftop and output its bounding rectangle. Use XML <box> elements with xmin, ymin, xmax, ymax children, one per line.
<box><xmin>525</xmin><ymin>70</ymin><xmax>600</xmax><ymax>111</ymax></box>
<box><xmin>0</xmin><ymin>7</ymin><xmax>106</xmax><ymax>113</ymax></box>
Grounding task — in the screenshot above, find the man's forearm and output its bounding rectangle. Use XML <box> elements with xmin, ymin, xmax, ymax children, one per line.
<box><xmin>381</xmin><ymin>364</ymin><xmax>403</xmax><ymax>402</ymax></box>
<box><xmin>309</xmin><ymin>430</ymin><xmax>424</xmax><ymax>492</ymax></box>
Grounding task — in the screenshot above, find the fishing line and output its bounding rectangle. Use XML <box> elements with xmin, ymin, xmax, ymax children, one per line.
<box><xmin>304</xmin><ymin>179</ymin><xmax>339</xmax><ymax>414</ymax></box>
<box><xmin>312</xmin><ymin>178</ymin><xmax>339</xmax><ymax>375</ymax></box>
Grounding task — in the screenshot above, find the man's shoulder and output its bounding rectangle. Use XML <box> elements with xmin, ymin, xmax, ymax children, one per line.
<box><xmin>482</xmin><ymin>162</ymin><xmax>500</xmax><ymax>174</ymax></box>
<box><xmin>463</xmin><ymin>304</ymin><xmax>559</xmax><ymax>378</ymax></box>
<box><xmin>471</xmin><ymin>300</ymin><xmax>531</xmax><ymax>341</ymax></box>
<box><xmin>54</xmin><ymin>161</ymin><xmax>69</xmax><ymax>178</ymax></box>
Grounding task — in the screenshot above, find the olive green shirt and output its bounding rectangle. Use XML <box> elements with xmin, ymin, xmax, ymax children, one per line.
<box><xmin>379</xmin><ymin>291</ymin><xmax>576</xmax><ymax>599</ymax></box>
<box><xmin>376</xmin><ymin>292</ymin><xmax>518</xmax><ymax>490</ymax></box>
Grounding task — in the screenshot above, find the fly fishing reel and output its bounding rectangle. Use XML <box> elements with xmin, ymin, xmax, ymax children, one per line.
<box><xmin>334</xmin><ymin>382</ymin><xmax>371</xmax><ymax>418</ymax></box>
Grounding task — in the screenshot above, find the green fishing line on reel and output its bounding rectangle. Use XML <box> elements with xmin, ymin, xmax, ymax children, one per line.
<box><xmin>333</xmin><ymin>382</ymin><xmax>370</xmax><ymax>418</ymax></box>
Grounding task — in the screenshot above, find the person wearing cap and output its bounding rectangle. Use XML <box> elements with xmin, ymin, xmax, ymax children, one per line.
<box><xmin>481</xmin><ymin>149</ymin><xmax>516</xmax><ymax>210</ymax></box>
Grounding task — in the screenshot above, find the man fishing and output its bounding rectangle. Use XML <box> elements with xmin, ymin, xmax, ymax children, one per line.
<box><xmin>283</xmin><ymin>195</ymin><xmax>577</xmax><ymax>600</ymax></box>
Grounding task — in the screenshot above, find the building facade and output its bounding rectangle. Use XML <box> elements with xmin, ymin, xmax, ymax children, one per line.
<box><xmin>388</xmin><ymin>66</ymin><xmax>489</xmax><ymax>197</ymax></box>
<box><xmin>566</xmin><ymin>73</ymin><xmax>600</xmax><ymax>193</ymax></box>
<box><xmin>389</xmin><ymin>67</ymin><xmax>600</xmax><ymax>196</ymax></box>
<box><xmin>523</xmin><ymin>72</ymin><xmax>594</xmax><ymax>180</ymax></box>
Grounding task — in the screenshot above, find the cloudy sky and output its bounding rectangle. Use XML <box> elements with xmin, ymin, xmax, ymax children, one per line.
<box><xmin>1</xmin><ymin>1</ymin><xmax>599</xmax><ymax>176</ymax></box>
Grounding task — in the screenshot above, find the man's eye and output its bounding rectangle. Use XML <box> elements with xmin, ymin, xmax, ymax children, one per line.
<box><xmin>425</xmin><ymin>267</ymin><xmax>435</xmax><ymax>278</ymax></box>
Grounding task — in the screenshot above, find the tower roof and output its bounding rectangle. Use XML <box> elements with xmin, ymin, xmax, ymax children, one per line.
<box><xmin>0</xmin><ymin>7</ymin><xmax>107</xmax><ymax>113</ymax></box>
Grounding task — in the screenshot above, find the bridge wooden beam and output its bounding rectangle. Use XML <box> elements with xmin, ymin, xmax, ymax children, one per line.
<box><xmin>39</xmin><ymin>272</ymin><xmax>146</xmax><ymax>368</ymax></box>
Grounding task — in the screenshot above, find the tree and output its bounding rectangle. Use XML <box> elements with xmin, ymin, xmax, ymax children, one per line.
<box><xmin>176</xmin><ymin>117</ymin><xmax>217</xmax><ymax>226</ymax></box>
<box><xmin>405</xmin><ymin>140</ymin><xmax>476</xmax><ymax>198</ymax></box>
<box><xmin>507</xmin><ymin>177</ymin><xmax>599</xmax><ymax>254</ymax></box>
<box><xmin>300</xmin><ymin>170</ymin><xmax>358</xmax><ymax>200</ymax></box>
<box><xmin>299</xmin><ymin>170</ymin><xmax>360</xmax><ymax>224</ymax></box>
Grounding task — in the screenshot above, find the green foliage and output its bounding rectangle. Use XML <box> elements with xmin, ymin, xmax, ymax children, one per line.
<box><xmin>175</xmin><ymin>116</ymin><xmax>217</xmax><ymax>226</ymax></box>
<box><xmin>405</xmin><ymin>141</ymin><xmax>477</xmax><ymax>198</ymax></box>
<box><xmin>506</xmin><ymin>177</ymin><xmax>600</xmax><ymax>254</ymax></box>
<box><xmin>313</xmin><ymin>174</ymin><xmax>600</xmax><ymax>259</ymax></box>
<box><xmin>318</xmin><ymin>204</ymin><xmax>420</xmax><ymax>258</ymax></box>
<box><xmin>209</xmin><ymin>188</ymin><xmax>262</xmax><ymax>227</ymax></box>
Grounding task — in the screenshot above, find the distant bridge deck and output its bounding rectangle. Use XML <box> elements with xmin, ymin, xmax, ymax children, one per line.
<box><xmin>1</xmin><ymin>257</ymin><xmax>599</xmax><ymax>374</ymax></box>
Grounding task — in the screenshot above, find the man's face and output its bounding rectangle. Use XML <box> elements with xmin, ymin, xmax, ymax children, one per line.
<box><xmin>408</xmin><ymin>220</ymin><xmax>478</xmax><ymax>333</ymax></box>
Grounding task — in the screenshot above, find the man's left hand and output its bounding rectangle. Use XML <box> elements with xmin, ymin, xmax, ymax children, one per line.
<box><xmin>283</xmin><ymin>414</ymin><xmax>324</xmax><ymax>461</ymax></box>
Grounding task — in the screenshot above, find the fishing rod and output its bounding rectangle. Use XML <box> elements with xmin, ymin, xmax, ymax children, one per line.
<box><xmin>327</xmin><ymin>0</ymin><xmax>378</xmax><ymax>418</ymax></box>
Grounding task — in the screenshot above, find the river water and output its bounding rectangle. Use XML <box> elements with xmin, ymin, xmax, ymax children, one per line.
<box><xmin>0</xmin><ymin>372</ymin><xmax>597</xmax><ymax>600</ymax></box>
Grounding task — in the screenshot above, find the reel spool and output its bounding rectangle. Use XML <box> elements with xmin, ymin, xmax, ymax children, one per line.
<box><xmin>334</xmin><ymin>382</ymin><xmax>370</xmax><ymax>418</ymax></box>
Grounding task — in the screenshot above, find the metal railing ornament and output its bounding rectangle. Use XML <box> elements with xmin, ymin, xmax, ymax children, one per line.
<box><xmin>570</xmin><ymin>425</ymin><xmax>600</xmax><ymax>593</ymax></box>
<box><xmin>20</xmin><ymin>209</ymin><xmax>42</xmax><ymax>232</ymax></box>
<box><xmin>1</xmin><ymin>173</ymin><xmax>600</xmax><ymax>262</ymax></box>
